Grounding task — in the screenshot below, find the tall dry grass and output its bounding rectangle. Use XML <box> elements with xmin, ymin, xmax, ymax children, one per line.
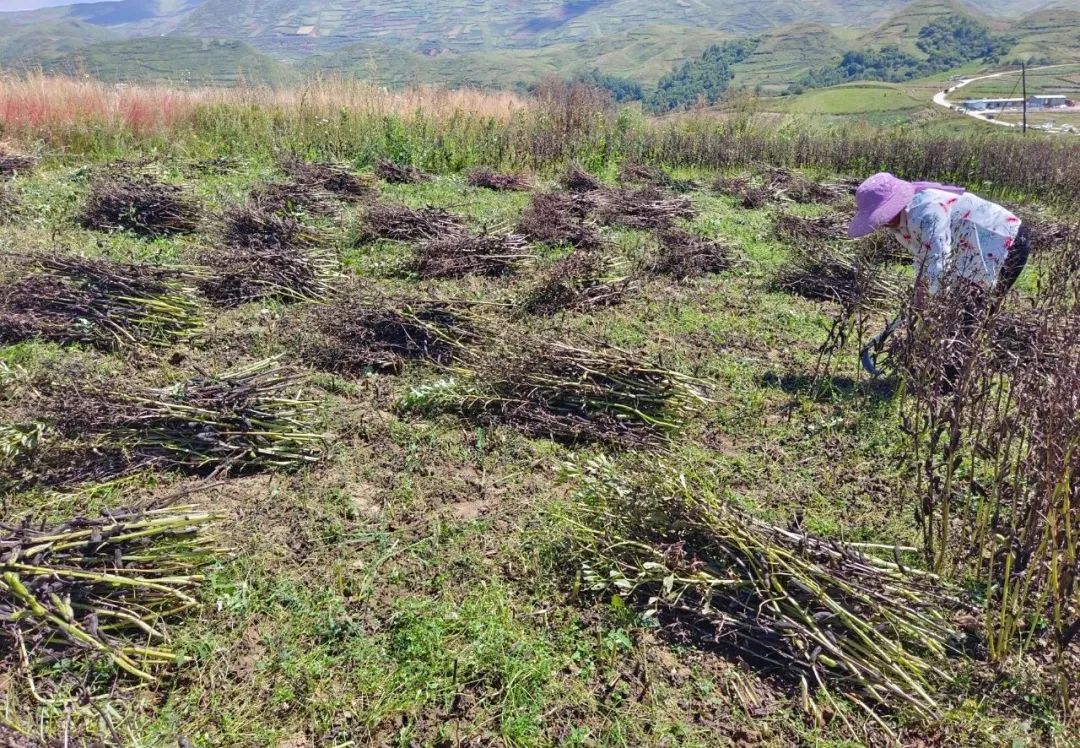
<box><xmin>3</xmin><ymin>74</ymin><xmax>1080</xmax><ymax>205</ymax></box>
<box><xmin>0</xmin><ymin>73</ymin><xmax>525</xmax><ymax>136</ymax></box>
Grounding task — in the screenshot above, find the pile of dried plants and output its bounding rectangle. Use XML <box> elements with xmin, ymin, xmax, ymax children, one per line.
<box><xmin>412</xmin><ymin>232</ymin><xmax>534</xmax><ymax>278</ymax></box>
<box><xmin>356</xmin><ymin>201</ymin><xmax>467</xmax><ymax>243</ymax></box>
<box><xmin>281</xmin><ymin>155</ymin><xmax>374</xmax><ymax>201</ymax></box>
<box><xmin>402</xmin><ymin>340</ymin><xmax>708</xmax><ymax>446</ymax></box>
<box><xmin>520</xmin><ymin>250</ymin><xmax>632</xmax><ymax>316</ymax></box>
<box><xmin>295</xmin><ymin>292</ymin><xmax>480</xmax><ymax>375</ymax></box>
<box><xmin>648</xmin><ymin>229</ymin><xmax>735</xmax><ymax>280</ymax></box>
<box><xmin>568</xmin><ymin>456</ymin><xmax>963</xmax><ymax>728</ymax></box>
<box><xmin>467</xmin><ymin>168</ymin><xmax>531</xmax><ymax>191</ymax></box>
<box><xmin>374</xmin><ymin>159</ymin><xmax>432</xmax><ymax>185</ymax></box>
<box><xmin>1</xmin><ymin>506</ymin><xmax>220</xmax><ymax>690</ymax></box>
<box><xmin>78</xmin><ymin>174</ymin><xmax>201</xmax><ymax>238</ymax></box>
<box><xmin>516</xmin><ymin>192</ymin><xmax>602</xmax><ymax>249</ymax></box>
<box><xmin>0</xmin><ymin>254</ymin><xmax>201</xmax><ymax>351</ymax></box>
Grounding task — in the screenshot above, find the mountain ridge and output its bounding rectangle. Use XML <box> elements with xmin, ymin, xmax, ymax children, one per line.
<box><xmin>0</xmin><ymin>0</ymin><xmax>1076</xmax><ymax>93</ymax></box>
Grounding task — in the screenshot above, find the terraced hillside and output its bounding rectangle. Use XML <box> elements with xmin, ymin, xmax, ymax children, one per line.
<box><xmin>0</xmin><ymin>0</ymin><xmax>1078</xmax><ymax>102</ymax></box>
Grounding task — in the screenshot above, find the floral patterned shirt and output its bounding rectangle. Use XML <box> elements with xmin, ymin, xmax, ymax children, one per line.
<box><xmin>890</xmin><ymin>188</ymin><xmax>1022</xmax><ymax>294</ymax></box>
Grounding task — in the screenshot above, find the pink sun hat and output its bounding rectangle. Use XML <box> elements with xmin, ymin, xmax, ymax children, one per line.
<box><xmin>848</xmin><ymin>172</ymin><xmax>916</xmax><ymax>239</ymax></box>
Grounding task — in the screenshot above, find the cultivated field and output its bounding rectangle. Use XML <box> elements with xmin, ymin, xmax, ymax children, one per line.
<box><xmin>0</xmin><ymin>77</ymin><xmax>1078</xmax><ymax>747</ymax></box>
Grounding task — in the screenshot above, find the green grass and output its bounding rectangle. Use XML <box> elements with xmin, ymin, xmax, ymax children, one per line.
<box><xmin>42</xmin><ymin>37</ymin><xmax>294</xmax><ymax>87</ymax></box>
<box><xmin>0</xmin><ymin>151</ymin><xmax>1074</xmax><ymax>747</ymax></box>
<box><xmin>777</xmin><ymin>82</ymin><xmax>926</xmax><ymax>115</ymax></box>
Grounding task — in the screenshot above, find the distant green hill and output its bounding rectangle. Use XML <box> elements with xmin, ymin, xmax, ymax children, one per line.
<box><xmin>302</xmin><ymin>26</ymin><xmax>734</xmax><ymax>90</ymax></box>
<box><xmin>0</xmin><ymin>0</ymin><xmax>1076</xmax><ymax>97</ymax></box>
<box><xmin>41</xmin><ymin>37</ymin><xmax>292</xmax><ymax>86</ymax></box>
<box><xmin>0</xmin><ymin>19</ymin><xmax>121</xmax><ymax>65</ymax></box>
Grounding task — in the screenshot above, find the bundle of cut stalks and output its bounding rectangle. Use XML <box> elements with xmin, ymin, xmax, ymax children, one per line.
<box><xmin>248</xmin><ymin>180</ymin><xmax>337</xmax><ymax>217</ymax></box>
<box><xmin>764</xmin><ymin>168</ymin><xmax>850</xmax><ymax>205</ymax></box>
<box><xmin>567</xmin><ymin>456</ymin><xmax>961</xmax><ymax>724</ymax></box>
<box><xmin>79</xmin><ymin>174</ymin><xmax>201</xmax><ymax>238</ymax></box>
<box><xmin>858</xmin><ymin>232</ymin><xmax>911</xmax><ymax>266</ymax></box>
<box><xmin>649</xmin><ymin>229</ymin><xmax>734</xmax><ymax>280</ymax></box>
<box><xmin>561</xmin><ymin>164</ymin><xmax>603</xmax><ymax>193</ymax></box>
<box><xmin>775</xmin><ymin>244</ymin><xmax>899</xmax><ymax>311</ymax></box>
<box><xmin>185</xmin><ymin>156</ymin><xmax>242</xmax><ymax>175</ymax></box>
<box><xmin>618</xmin><ymin>162</ymin><xmax>698</xmax><ymax>193</ymax></box>
<box><xmin>467</xmin><ymin>167</ymin><xmax>531</xmax><ymax>192</ymax></box>
<box><xmin>737</xmin><ymin>186</ymin><xmax>774</xmax><ymax>210</ymax></box>
<box><xmin>0</xmin><ymin>254</ymin><xmax>201</xmax><ymax>351</ymax></box>
<box><xmin>592</xmin><ymin>187</ymin><xmax>695</xmax><ymax>230</ymax></box>
<box><xmin>774</xmin><ymin>212</ymin><xmax>849</xmax><ymax>245</ymax></box>
<box><xmin>402</xmin><ymin>340</ymin><xmax>708</xmax><ymax>446</ymax></box>
<box><xmin>516</xmin><ymin>192</ymin><xmax>602</xmax><ymax>249</ymax></box>
<box><xmin>374</xmin><ymin>159</ymin><xmax>432</xmax><ymax>185</ymax></box>
<box><xmin>714</xmin><ymin>175</ymin><xmax>776</xmax><ymax>208</ymax></box>
<box><xmin>0</xmin><ymin>147</ymin><xmax>36</xmax><ymax>177</ymax></box>
<box><xmin>201</xmin><ymin>206</ymin><xmax>336</xmax><ymax>306</ymax></box>
<box><xmin>280</xmin><ymin>155</ymin><xmax>373</xmax><ymax>201</ymax></box>
<box><xmin>412</xmin><ymin>232</ymin><xmax>534</xmax><ymax>278</ymax></box>
<box><xmin>295</xmin><ymin>292</ymin><xmax>480</xmax><ymax>375</ymax></box>
<box><xmin>1024</xmin><ymin>215</ymin><xmax>1072</xmax><ymax>252</ymax></box>
<box><xmin>34</xmin><ymin>359</ymin><xmax>325</xmax><ymax>482</ymax></box>
<box><xmin>0</xmin><ymin>506</ymin><xmax>220</xmax><ymax>686</ymax></box>
<box><xmin>712</xmin><ymin>176</ymin><xmax>751</xmax><ymax>196</ymax></box>
<box><xmin>222</xmin><ymin>204</ymin><xmax>325</xmax><ymax>251</ymax></box>
<box><xmin>520</xmin><ymin>250</ymin><xmax>632</xmax><ymax>316</ymax></box>
<box><xmin>357</xmin><ymin>201</ymin><xmax>467</xmax><ymax>243</ymax></box>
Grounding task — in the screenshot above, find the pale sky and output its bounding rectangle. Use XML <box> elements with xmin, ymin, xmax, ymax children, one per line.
<box><xmin>0</xmin><ymin>0</ymin><xmax>102</xmax><ymax>10</ymax></box>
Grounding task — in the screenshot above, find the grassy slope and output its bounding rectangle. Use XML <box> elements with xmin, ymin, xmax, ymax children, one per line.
<box><xmin>1012</xmin><ymin>8</ymin><xmax>1080</xmax><ymax>62</ymax></box>
<box><xmin>0</xmin><ymin>19</ymin><xmax>121</xmax><ymax>65</ymax></box>
<box><xmin>41</xmin><ymin>37</ymin><xmax>294</xmax><ymax>86</ymax></box>
<box><xmin>729</xmin><ymin>24</ymin><xmax>849</xmax><ymax>94</ymax></box>
<box><xmin>859</xmin><ymin>0</ymin><xmax>989</xmax><ymax>57</ymax></box>
<box><xmin>304</xmin><ymin>26</ymin><xmax>733</xmax><ymax>89</ymax></box>
<box><xmin>0</xmin><ymin>149</ymin><xmax>1067</xmax><ymax>747</ymax></box>
<box><xmin>2</xmin><ymin>1</ymin><xmax>1077</xmax><ymax>95</ymax></box>
<box><xmin>958</xmin><ymin>63</ymin><xmax>1080</xmax><ymax>99</ymax></box>
<box><xmin>775</xmin><ymin>82</ymin><xmax>925</xmax><ymax>114</ymax></box>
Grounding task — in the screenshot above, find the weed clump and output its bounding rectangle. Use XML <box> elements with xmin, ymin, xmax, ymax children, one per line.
<box><xmin>402</xmin><ymin>340</ymin><xmax>707</xmax><ymax>446</ymax></box>
<box><xmin>0</xmin><ymin>506</ymin><xmax>220</xmax><ymax>690</ymax></box>
<box><xmin>200</xmin><ymin>206</ymin><xmax>336</xmax><ymax>306</ymax></box>
<box><xmin>516</xmin><ymin>192</ymin><xmax>602</xmax><ymax>249</ymax></box>
<box><xmin>295</xmin><ymin>292</ymin><xmax>480</xmax><ymax>375</ymax></box>
<box><xmin>520</xmin><ymin>250</ymin><xmax>631</xmax><ymax>316</ymax></box>
<box><xmin>592</xmin><ymin>187</ymin><xmax>695</xmax><ymax>230</ymax></box>
<box><xmin>281</xmin><ymin>155</ymin><xmax>374</xmax><ymax>201</ymax></box>
<box><xmin>374</xmin><ymin>159</ymin><xmax>432</xmax><ymax>185</ymax></box>
<box><xmin>649</xmin><ymin>229</ymin><xmax>734</xmax><ymax>280</ymax></box>
<box><xmin>0</xmin><ymin>254</ymin><xmax>201</xmax><ymax>350</ymax></box>
<box><xmin>412</xmin><ymin>232</ymin><xmax>534</xmax><ymax>279</ymax></box>
<box><xmin>79</xmin><ymin>174</ymin><xmax>201</xmax><ymax>238</ymax></box>
<box><xmin>467</xmin><ymin>167</ymin><xmax>531</xmax><ymax>191</ymax></box>
<box><xmin>357</xmin><ymin>201</ymin><xmax>467</xmax><ymax>243</ymax></box>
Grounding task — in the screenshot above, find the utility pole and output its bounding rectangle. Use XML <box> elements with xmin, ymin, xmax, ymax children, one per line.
<box><xmin>1022</xmin><ymin>61</ymin><xmax>1028</xmax><ymax>135</ymax></box>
